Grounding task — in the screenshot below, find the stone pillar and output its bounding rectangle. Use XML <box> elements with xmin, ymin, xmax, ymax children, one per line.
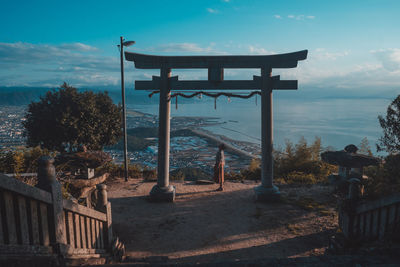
<box><xmin>96</xmin><ymin>184</ymin><xmax>108</xmax><ymax>212</ymax></box>
<box><xmin>149</xmin><ymin>67</ymin><xmax>175</xmax><ymax>202</ymax></box>
<box><xmin>254</xmin><ymin>67</ymin><xmax>280</xmax><ymax>201</ymax></box>
<box><xmin>339</xmin><ymin>178</ymin><xmax>360</xmax><ymax>240</ymax></box>
<box><xmin>36</xmin><ymin>156</ymin><xmax>56</xmax><ymax>192</ymax></box>
<box><xmin>96</xmin><ymin>184</ymin><xmax>113</xmax><ymax>247</ymax></box>
<box><xmin>348</xmin><ymin>178</ymin><xmax>361</xmax><ymax>200</ymax></box>
<box><xmin>36</xmin><ymin>156</ymin><xmax>67</xmax><ymax>254</ymax></box>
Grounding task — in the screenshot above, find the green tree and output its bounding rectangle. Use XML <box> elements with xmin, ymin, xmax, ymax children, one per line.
<box><xmin>310</xmin><ymin>137</ymin><xmax>322</xmax><ymax>161</ymax></box>
<box><xmin>377</xmin><ymin>95</ymin><xmax>400</xmax><ymax>153</ymax></box>
<box><xmin>23</xmin><ymin>83</ymin><xmax>122</xmax><ymax>152</ymax></box>
<box><xmin>0</xmin><ymin>147</ymin><xmax>54</xmax><ymax>174</ymax></box>
<box><xmin>12</xmin><ymin>151</ymin><xmax>24</xmax><ymax>178</ymax></box>
<box><xmin>358</xmin><ymin>137</ymin><xmax>372</xmax><ymax>156</ymax></box>
<box><xmin>0</xmin><ymin>150</ymin><xmax>16</xmax><ymax>173</ymax></box>
<box><xmin>248</xmin><ymin>158</ymin><xmax>260</xmax><ymax>172</ymax></box>
<box><xmin>274</xmin><ymin>137</ymin><xmax>335</xmax><ymax>184</ymax></box>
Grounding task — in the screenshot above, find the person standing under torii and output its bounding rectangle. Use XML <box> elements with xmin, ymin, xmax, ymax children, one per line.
<box><xmin>214</xmin><ymin>144</ymin><xmax>225</xmax><ymax>191</ymax></box>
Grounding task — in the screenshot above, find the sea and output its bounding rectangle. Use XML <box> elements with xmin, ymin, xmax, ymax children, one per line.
<box><xmin>129</xmin><ymin>95</ymin><xmax>392</xmax><ymax>152</ymax></box>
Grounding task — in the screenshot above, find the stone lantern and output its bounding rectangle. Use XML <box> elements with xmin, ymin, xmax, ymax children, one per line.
<box><xmin>56</xmin><ymin>150</ymin><xmax>112</xmax><ymax>206</ymax></box>
<box><xmin>321</xmin><ymin>144</ymin><xmax>380</xmax><ymax>196</ymax></box>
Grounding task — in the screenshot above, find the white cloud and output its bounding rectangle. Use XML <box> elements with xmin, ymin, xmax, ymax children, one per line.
<box><xmin>274</xmin><ymin>14</ymin><xmax>281</xmax><ymax>19</ymax></box>
<box><xmin>248</xmin><ymin>45</ymin><xmax>274</xmax><ymax>55</ymax></box>
<box><xmin>278</xmin><ymin>48</ymin><xmax>400</xmax><ymax>91</ymax></box>
<box><xmin>0</xmin><ymin>42</ymin><xmax>122</xmax><ymax>87</ymax></box>
<box><xmin>0</xmin><ymin>41</ymin><xmax>228</xmax><ymax>87</ymax></box>
<box><xmin>156</xmin><ymin>43</ymin><xmax>209</xmax><ymax>53</ymax></box>
<box><xmin>371</xmin><ymin>48</ymin><xmax>400</xmax><ymax>71</ymax></box>
<box><xmin>287</xmin><ymin>14</ymin><xmax>315</xmax><ymax>20</ymax></box>
<box><xmin>2</xmin><ymin>41</ymin><xmax>399</xmax><ymax>91</ymax></box>
<box><xmin>0</xmin><ymin>42</ymin><xmax>109</xmax><ymax>66</ymax></box>
<box><xmin>207</xmin><ymin>8</ymin><xmax>218</xmax><ymax>14</ymax></box>
<box><xmin>222</xmin><ymin>0</ymin><xmax>230</xmax><ymax>2</ymax></box>
<box><xmin>58</xmin><ymin>43</ymin><xmax>98</xmax><ymax>52</ymax></box>
<box><xmin>312</xmin><ymin>48</ymin><xmax>350</xmax><ymax>60</ymax></box>
<box><xmin>149</xmin><ymin>42</ymin><xmax>227</xmax><ymax>55</ymax></box>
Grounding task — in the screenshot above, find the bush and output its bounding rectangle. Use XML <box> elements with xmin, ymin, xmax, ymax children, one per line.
<box><xmin>226</xmin><ymin>158</ymin><xmax>261</xmax><ymax>181</ymax></box>
<box><xmin>364</xmin><ymin>154</ymin><xmax>400</xmax><ymax>199</ymax></box>
<box><xmin>0</xmin><ymin>147</ymin><xmax>54</xmax><ymax>176</ymax></box>
<box><xmin>240</xmin><ymin>167</ymin><xmax>261</xmax><ymax>181</ymax></box>
<box><xmin>284</xmin><ymin>171</ymin><xmax>318</xmax><ymax>185</ymax></box>
<box><xmin>169</xmin><ymin>167</ymin><xmax>211</xmax><ymax>181</ymax></box>
<box><xmin>97</xmin><ymin>161</ymin><xmax>143</xmax><ymax>179</ymax></box>
<box><xmin>274</xmin><ymin>137</ymin><xmax>335</xmax><ymax>184</ymax></box>
<box><xmin>142</xmin><ymin>168</ymin><xmax>157</xmax><ymax>181</ymax></box>
<box><xmin>225</xmin><ymin>171</ymin><xmax>244</xmax><ymax>181</ymax></box>
<box><xmin>169</xmin><ymin>170</ymin><xmax>185</xmax><ymax>181</ymax></box>
<box><xmin>234</xmin><ymin>137</ymin><xmax>335</xmax><ymax>184</ymax></box>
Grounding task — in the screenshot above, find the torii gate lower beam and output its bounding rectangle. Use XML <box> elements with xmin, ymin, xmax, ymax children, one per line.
<box><xmin>125</xmin><ymin>50</ymin><xmax>308</xmax><ymax>202</ymax></box>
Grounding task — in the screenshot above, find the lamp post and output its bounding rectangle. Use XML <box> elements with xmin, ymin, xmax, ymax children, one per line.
<box><xmin>118</xmin><ymin>36</ymin><xmax>135</xmax><ymax>182</ymax></box>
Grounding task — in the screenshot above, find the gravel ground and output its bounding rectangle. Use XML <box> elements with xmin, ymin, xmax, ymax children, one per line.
<box><xmin>107</xmin><ymin>178</ymin><xmax>338</xmax><ymax>264</ymax></box>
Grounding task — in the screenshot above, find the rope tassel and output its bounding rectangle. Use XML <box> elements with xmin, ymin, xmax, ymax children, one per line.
<box><xmin>175</xmin><ymin>95</ymin><xmax>178</xmax><ymax>110</ymax></box>
<box><xmin>214</xmin><ymin>97</ymin><xmax>217</xmax><ymax>110</ymax></box>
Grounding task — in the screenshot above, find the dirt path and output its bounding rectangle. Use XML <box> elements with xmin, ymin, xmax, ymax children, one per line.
<box><xmin>107</xmin><ymin>178</ymin><xmax>338</xmax><ymax>264</ymax></box>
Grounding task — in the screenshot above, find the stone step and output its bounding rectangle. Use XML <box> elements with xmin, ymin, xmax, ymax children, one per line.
<box><xmin>64</xmin><ymin>253</ymin><xmax>110</xmax><ymax>266</ymax></box>
<box><xmin>86</xmin><ymin>254</ymin><xmax>400</xmax><ymax>267</ymax></box>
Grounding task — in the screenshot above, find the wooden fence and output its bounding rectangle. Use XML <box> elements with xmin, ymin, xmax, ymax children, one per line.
<box><xmin>0</xmin><ymin>156</ymin><xmax>116</xmax><ymax>263</ymax></box>
<box><xmin>340</xmin><ymin>192</ymin><xmax>400</xmax><ymax>242</ymax></box>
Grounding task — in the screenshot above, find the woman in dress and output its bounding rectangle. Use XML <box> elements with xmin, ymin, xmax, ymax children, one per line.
<box><xmin>214</xmin><ymin>144</ymin><xmax>225</xmax><ymax>191</ymax></box>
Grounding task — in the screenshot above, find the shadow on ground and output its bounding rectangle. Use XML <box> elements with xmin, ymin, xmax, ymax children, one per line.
<box><xmin>108</xmin><ymin>180</ymin><xmax>337</xmax><ymax>262</ymax></box>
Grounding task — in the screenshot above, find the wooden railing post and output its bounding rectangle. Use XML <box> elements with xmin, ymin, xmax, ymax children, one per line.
<box><xmin>96</xmin><ymin>184</ymin><xmax>113</xmax><ymax>248</ymax></box>
<box><xmin>36</xmin><ymin>156</ymin><xmax>67</xmax><ymax>254</ymax></box>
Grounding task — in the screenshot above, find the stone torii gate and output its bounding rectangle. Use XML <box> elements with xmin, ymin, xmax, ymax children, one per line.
<box><xmin>125</xmin><ymin>50</ymin><xmax>308</xmax><ymax>202</ymax></box>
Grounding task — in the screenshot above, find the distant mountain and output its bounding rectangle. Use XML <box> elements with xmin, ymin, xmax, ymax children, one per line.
<box><xmin>279</xmin><ymin>86</ymin><xmax>399</xmax><ymax>101</ymax></box>
<box><xmin>0</xmin><ymin>86</ymin><xmax>161</xmax><ymax>106</ymax></box>
<box><xmin>0</xmin><ymin>87</ymin><xmax>51</xmax><ymax>105</ymax></box>
<box><xmin>1</xmin><ymin>85</ymin><xmax>397</xmax><ymax>106</ymax></box>
<box><xmin>0</xmin><ymin>86</ymin><xmax>204</xmax><ymax>106</ymax></box>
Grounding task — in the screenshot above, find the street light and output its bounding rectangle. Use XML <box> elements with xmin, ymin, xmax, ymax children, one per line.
<box><xmin>119</xmin><ymin>36</ymin><xmax>135</xmax><ymax>182</ymax></box>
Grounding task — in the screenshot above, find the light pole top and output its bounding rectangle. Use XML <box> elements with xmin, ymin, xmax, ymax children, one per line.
<box><xmin>123</xmin><ymin>40</ymin><xmax>135</xmax><ymax>47</ymax></box>
<box><xmin>118</xmin><ymin>37</ymin><xmax>135</xmax><ymax>49</ymax></box>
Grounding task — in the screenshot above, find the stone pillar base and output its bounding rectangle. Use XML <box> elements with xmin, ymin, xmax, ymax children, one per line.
<box><xmin>254</xmin><ymin>184</ymin><xmax>280</xmax><ymax>202</ymax></box>
<box><xmin>149</xmin><ymin>185</ymin><xmax>175</xmax><ymax>202</ymax></box>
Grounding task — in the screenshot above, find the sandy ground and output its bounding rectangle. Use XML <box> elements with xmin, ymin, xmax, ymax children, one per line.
<box><xmin>107</xmin><ymin>178</ymin><xmax>338</xmax><ymax>264</ymax></box>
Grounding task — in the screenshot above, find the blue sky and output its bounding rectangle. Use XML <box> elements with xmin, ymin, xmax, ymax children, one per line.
<box><xmin>1</xmin><ymin>0</ymin><xmax>400</xmax><ymax>95</ymax></box>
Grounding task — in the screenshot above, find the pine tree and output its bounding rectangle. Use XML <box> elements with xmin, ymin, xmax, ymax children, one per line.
<box><xmin>377</xmin><ymin>95</ymin><xmax>400</xmax><ymax>153</ymax></box>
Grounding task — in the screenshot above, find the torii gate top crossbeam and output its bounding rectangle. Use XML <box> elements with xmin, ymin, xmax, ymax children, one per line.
<box><xmin>125</xmin><ymin>50</ymin><xmax>308</xmax><ymax>91</ymax></box>
<box><xmin>125</xmin><ymin>50</ymin><xmax>308</xmax><ymax>69</ymax></box>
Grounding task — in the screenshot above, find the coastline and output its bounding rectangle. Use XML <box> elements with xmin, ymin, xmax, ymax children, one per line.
<box><xmin>190</xmin><ymin>128</ymin><xmax>258</xmax><ymax>159</ymax></box>
<box><xmin>119</xmin><ymin>108</ymin><xmax>258</xmax><ymax>171</ymax></box>
<box><xmin>126</xmin><ymin>106</ymin><xmax>258</xmax><ymax>160</ymax></box>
